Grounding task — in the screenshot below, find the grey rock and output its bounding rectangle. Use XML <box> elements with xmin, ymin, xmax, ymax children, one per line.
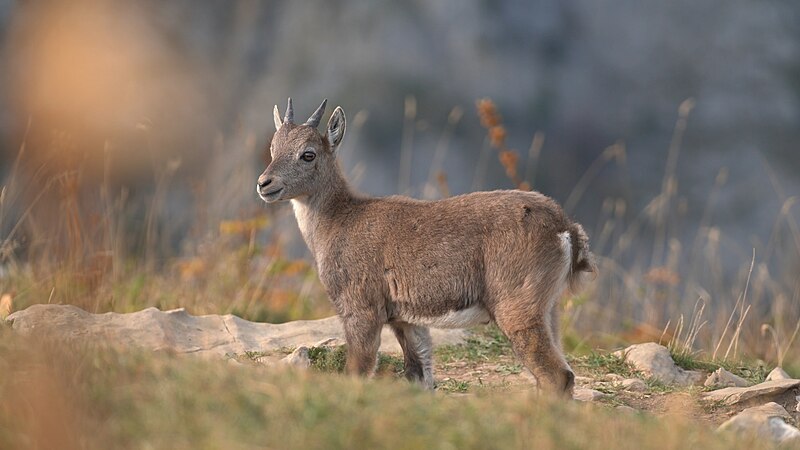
<box><xmin>6</xmin><ymin>304</ymin><xmax>468</xmax><ymax>357</ymax></box>
<box><xmin>704</xmin><ymin>367</ymin><xmax>751</xmax><ymax>389</ymax></box>
<box><xmin>614</xmin><ymin>343</ymin><xmax>704</xmax><ymax>386</ymax></box>
<box><xmin>620</xmin><ymin>378</ymin><xmax>647</xmax><ymax>392</ymax></box>
<box><xmin>281</xmin><ymin>346</ymin><xmax>311</xmax><ymax>369</ymax></box>
<box><xmin>602</xmin><ymin>373</ymin><xmax>625</xmax><ymax>382</ymax></box>
<box><xmin>766</xmin><ymin>367</ymin><xmax>792</xmax><ymax>381</ymax></box>
<box><xmin>701</xmin><ymin>379</ymin><xmax>800</xmax><ymax>406</ymax></box>
<box><xmin>717</xmin><ymin>402</ymin><xmax>800</xmax><ymax>445</ymax></box>
<box><xmin>573</xmin><ymin>388</ymin><xmax>608</xmax><ymax>402</ymax></box>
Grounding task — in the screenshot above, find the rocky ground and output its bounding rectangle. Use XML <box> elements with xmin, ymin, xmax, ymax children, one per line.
<box><xmin>6</xmin><ymin>304</ymin><xmax>800</xmax><ymax>447</ymax></box>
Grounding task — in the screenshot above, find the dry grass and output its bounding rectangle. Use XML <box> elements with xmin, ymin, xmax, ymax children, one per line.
<box><xmin>1</xmin><ymin>98</ymin><xmax>799</xmax><ymax>372</ymax></box>
<box><xmin>0</xmin><ymin>331</ymin><xmax>772</xmax><ymax>450</ymax></box>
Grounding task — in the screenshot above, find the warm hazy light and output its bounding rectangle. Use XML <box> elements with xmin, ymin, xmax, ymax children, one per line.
<box><xmin>6</xmin><ymin>1</ymin><xmax>208</xmax><ymax>174</ymax></box>
<box><xmin>16</xmin><ymin>2</ymin><xmax>152</xmax><ymax>133</ymax></box>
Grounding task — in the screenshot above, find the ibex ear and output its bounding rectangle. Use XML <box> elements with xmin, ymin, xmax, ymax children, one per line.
<box><xmin>273</xmin><ymin>105</ymin><xmax>282</xmax><ymax>131</ymax></box>
<box><xmin>326</xmin><ymin>106</ymin><xmax>346</xmax><ymax>152</ymax></box>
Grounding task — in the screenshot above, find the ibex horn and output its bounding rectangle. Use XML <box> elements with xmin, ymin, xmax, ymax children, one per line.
<box><xmin>304</xmin><ymin>99</ymin><xmax>328</xmax><ymax>128</ymax></box>
<box><xmin>284</xmin><ymin>98</ymin><xmax>294</xmax><ymax>124</ymax></box>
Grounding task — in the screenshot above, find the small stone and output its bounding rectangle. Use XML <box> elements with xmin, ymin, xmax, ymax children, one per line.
<box><xmin>281</xmin><ymin>346</ymin><xmax>311</xmax><ymax>369</ymax></box>
<box><xmin>704</xmin><ymin>367</ymin><xmax>751</xmax><ymax>388</ymax></box>
<box><xmin>614</xmin><ymin>342</ymin><xmax>704</xmax><ymax>386</ymax></box>
<box><xmin>573</xmin><ymin>388</ymin><xmax>608</xmax><ymax>402</ymax></box>
<box><xmin>253</xmin><ymin>354</ymin><xmax>275</xmax><ymax>365</ymax></box>
<box><xmin>603</xmin><ymin>373</ymin><xmax>624</xmax><ymax>382</ymax></box>
<box><xmin>574</xmin><ymin>376</ymin><xmax>594</xmax><ymax>384</ymax></box>
<box><xmin>620</xmin><ymin>378</ymin><xmax>647</xmax><ymax>392</ymax></box>
<box><xmin>766</xmin><ymin>367</ymin><xmax>791</xmax><ymax>381</ymax></box>
<box><xmin>717</xmin><ymin>402</ymin><xmax>800</xmax><ymax>445</ymax></box>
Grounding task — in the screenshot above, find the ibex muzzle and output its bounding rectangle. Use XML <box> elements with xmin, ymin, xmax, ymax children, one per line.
<box><xmin>257</xmin><ymin>99</ymin><xmax>595</xmax><ymax>397</ymax></box>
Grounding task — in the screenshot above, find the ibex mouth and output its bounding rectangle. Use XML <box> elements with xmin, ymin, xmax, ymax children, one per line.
<box><xmin>258</xmin><ymin>187</ymin><xmax>283</xmax><ymax>202</ymax></box>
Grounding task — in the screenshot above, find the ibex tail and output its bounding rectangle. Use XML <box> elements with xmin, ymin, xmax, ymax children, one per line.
<box><xmin>567</xmin><ymin>222</ymin><xmax>596</xmax><ymax>294</ymax></box>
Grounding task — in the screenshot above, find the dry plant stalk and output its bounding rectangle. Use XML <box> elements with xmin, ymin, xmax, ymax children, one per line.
<box><xmin>712</xmin><ymin>249</ymin><xmax>755</xmax><ymax>361</ymax></box>
<box><xmin>761</xmin><ymin>318</ymin><xmax>800</xmax><ymax>367</ymax></box>
<box><xmin>475</xmin><ymin>98</ymin><xmax>530</xmax><ymax>191</ymax></box>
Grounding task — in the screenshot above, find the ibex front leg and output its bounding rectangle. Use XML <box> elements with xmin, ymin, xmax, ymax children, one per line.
<box><xmin>390</xmin><ymin>322</ymin><xmax>434</xmax><ymax>389</ymax></box>
<box><xmin>342</xmin><ymin>316</ymin><xmax>382</xmax><ymax>376</ymax></box>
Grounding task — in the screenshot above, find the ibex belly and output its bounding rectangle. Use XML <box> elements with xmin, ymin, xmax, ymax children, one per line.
<box><xmin>385</xmin><ymin>268</ymin><xmax>490</xmax><ymax>329</ymax></box>
<box><xmin>401</xmin><ymin>304</ymin><xmax>491</xmax><ymax>329</ymax></box>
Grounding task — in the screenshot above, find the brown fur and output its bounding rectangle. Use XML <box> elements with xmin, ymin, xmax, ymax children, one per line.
<box><xmin>257</xmin><ymin>99</ymin><xmax>596</xmax><ymax>397</ymax></box>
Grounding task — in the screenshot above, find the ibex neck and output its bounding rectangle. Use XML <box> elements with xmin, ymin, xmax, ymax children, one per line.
<box><xmin>290</xmin><ymin>164</ymin><xmax>355</xmax><ymax>254</ymax></box>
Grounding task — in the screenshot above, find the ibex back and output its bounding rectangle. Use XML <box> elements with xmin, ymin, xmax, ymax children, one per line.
<box><xmin>257</xmin><ymin>99</ymin><xmax>595</xmax><ymax>397</ymax></box>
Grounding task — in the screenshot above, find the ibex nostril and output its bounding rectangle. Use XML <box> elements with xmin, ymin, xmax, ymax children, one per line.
<box><xmin>257</xmin><ymin>177</ymin><xmax>272</xmax><ymax>189</ymax></box>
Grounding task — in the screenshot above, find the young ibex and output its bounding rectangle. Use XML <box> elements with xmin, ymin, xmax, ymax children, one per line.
<box><xmin>257</xmin><ymin>99</ymin><xmax>595</xmax><ymax>396</ymax></box>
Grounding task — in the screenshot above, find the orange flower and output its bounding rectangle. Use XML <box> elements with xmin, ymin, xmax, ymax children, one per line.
<box><xmin>489</xmin><ymin>126</ymin><xmax>506</xmax><ymax>148</ymax></box>
<box><xmin>282</xmin><ymin>260</ymin><xmax>310</xmax><ymax>276</ymax></box>
<box><xmin>644</xmin><ymin>267</ymin><xmax>680</xmax><ymax>287</ymax></box>
<box><xmin>176</xmin><ymin>258</ymin><xmax>207</xmax><ymax>282</ymax></box>
<box><xmin>476</xmin><ymin>98</ymin><xmax>500</xmax><ymax>128</ymax></box>
<box><xmin>435</xmin><ymin>171</ymin><xmax>450</xmax><ymax>198</ymax></box>
<box><xmin>219</xmin><ymin>216</ymin><xmax>270</xmax><ymax>235</ymax></box>
<box><xmin>499</xmin><ymin>150</ymin><xmax>518</xmax><ymax>179</ymax></box>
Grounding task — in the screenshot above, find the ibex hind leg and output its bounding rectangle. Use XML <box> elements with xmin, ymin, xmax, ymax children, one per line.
<box><xmin>550</xmin><ymin>302</ymin><xmax>563</xmax><ymax>354</ymax></box>
<box><xmin>390</xmin><ymin>322</ymin><xmax>434</xmax><ymax>389</ymax></box>
<box><xmin>504</xmin><ymin>324</ymin><xmax>574</xmax><ymax>397</ymax></box>
<box><xmin>494</xmin><ymin>292</ymin><xmax>574</xmax><ymax>397</ymax></box>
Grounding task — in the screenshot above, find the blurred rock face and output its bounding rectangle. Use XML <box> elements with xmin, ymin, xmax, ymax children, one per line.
<box><xmin>0</xmin><ymin>0</ymin><xmax>798</xmax><ymax>255</ymax></box>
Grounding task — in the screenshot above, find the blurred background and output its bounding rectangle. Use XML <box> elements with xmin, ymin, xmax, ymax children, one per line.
<box><xmin>1</xmin><ymin>0</ymin><xmax>799</xmax><ymax>365</ymax></box>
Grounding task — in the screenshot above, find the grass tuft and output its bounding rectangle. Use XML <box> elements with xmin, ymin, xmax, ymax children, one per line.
<box><xmin>435</xmin><ymin>325</ymin><xmax>512</xmax><ymax>363</ymax></box>
<box><xmin>437</xmin><ymin>378</ymin><xmax>471</xmax><ymax>393</ymax></box>
<box><xmin>669</xmin><ymin>349</ymin><xmax>718</xmax><ymax>372</ymax></box>
<box><xmin>308</xmin><ymin>345</ymin><xmax>348</xmax><ymax>373</ymax></box>
<box><xmin>307</xmin><ymin>345</ymin><xmax>405</xmax><ymax>377</ymax></box>
<box><xmin>570</xmin><ymin>351</ymin><xmax>639</xmax><ymax>378</ymax></box>
<box><xmin>669</xmin><ymin>348</ymin><xmax>768</xmax><ymax>385</ymax></box>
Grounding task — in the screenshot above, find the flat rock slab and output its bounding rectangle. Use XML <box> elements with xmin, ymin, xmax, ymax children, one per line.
<box><xmin>6</xmin><ymin>304</ymin><xmax>469</xmax><ymax>357</ymax></box>
<box><xmin>701</xmin><ymin>379</ymin><xmax>800</xmax><ymax>406</ymax></box>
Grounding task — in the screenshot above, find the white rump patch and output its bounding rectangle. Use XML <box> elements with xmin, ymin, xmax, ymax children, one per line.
<box><xmin>558</xmin><ymin>230</ymin><xmax>571</xmax><ymax>261</ymax></box>
<box><xmin>406</xmin><ymin>305</ymin><xmax>491</xmax><ymax>329</ymax></box>
<box><xmin>558</xmin><ymin>231</ymin><xmax>573</xmax><ymax>279</ymax></box>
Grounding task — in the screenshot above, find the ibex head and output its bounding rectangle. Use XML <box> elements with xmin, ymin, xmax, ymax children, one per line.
<box><xmin>256</xmin><ymin>98</ymin><xmax>346</xmax><ymax>203</ymax></box>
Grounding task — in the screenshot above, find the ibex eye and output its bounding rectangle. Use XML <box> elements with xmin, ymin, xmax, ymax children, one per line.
<box><xmin>301</xmin><ymin>151</ymin><xmax>316</xmax><ymax>162</ymax></box>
